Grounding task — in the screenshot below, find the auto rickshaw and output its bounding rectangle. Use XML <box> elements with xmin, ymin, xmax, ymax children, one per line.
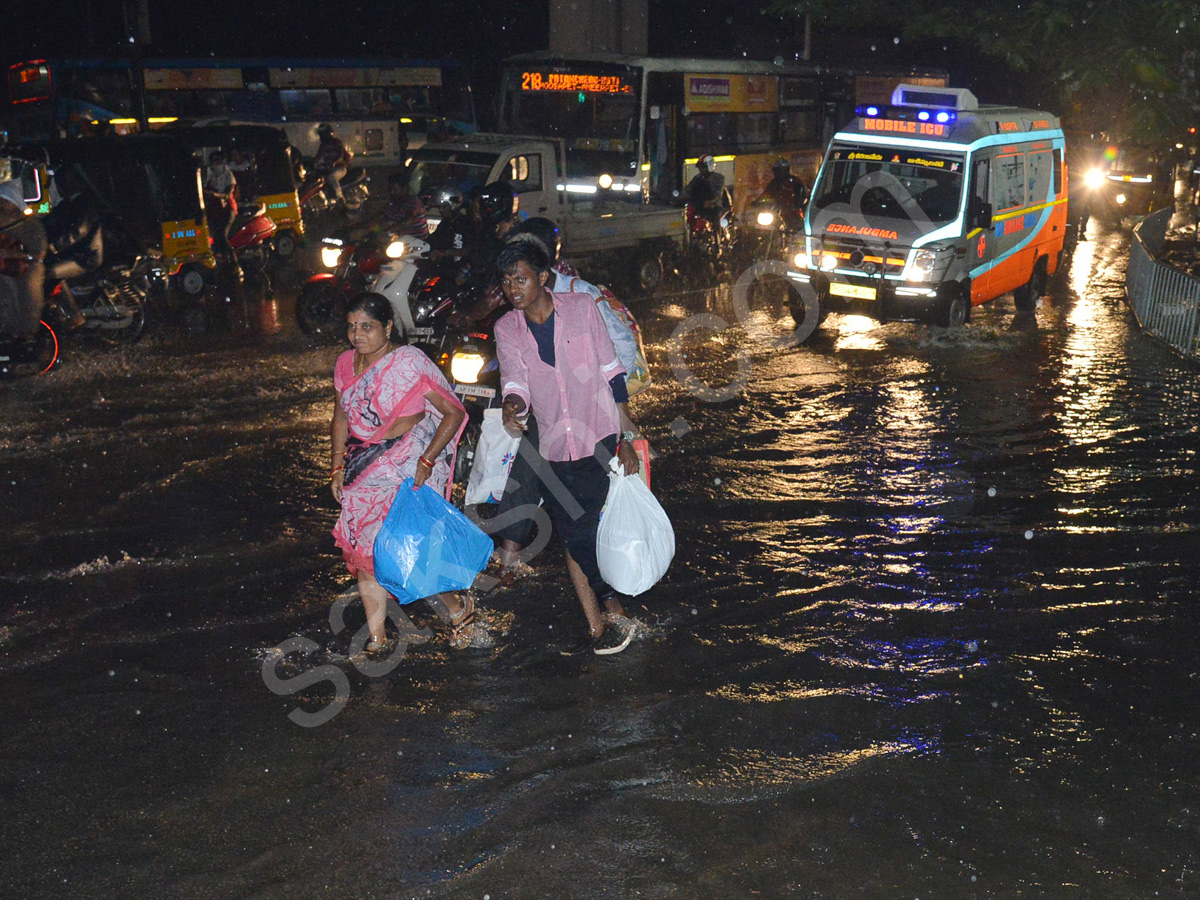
<box><xmin>35</xmin><ymin>133</ymin><xmax>216</xmax><ymax>296</ymax></box>
<box><xmin>161</xmin><ymin>124</ymin><xmax>307</xmax><ymax>258</ymax></box>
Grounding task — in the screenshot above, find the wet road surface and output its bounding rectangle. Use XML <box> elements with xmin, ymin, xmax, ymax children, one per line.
<box><xmin>2</xmin><ymin>222</ymin><xmax>1199</xmax><ymax>899</ymax></box>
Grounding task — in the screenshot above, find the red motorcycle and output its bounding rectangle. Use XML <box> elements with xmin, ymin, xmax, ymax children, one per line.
<box><xmin>295</xmin><ymin>233</ymin><xmax>387</xmax><ymax>335</ymax></box>
<box><xmin>685</xmin><ymin>202</ymin><xmax>733</xmax><ymax>281</ymax></box>
<box><xmin>227</xmin><ymin>201</ymin><xmax>278</xmax><ymax>288</ymax></box>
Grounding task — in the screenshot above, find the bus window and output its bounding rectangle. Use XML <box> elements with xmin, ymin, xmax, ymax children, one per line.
<box><xmin>280</xmin><ymin>90</ymin><xmax>332</xmax><ymax>118</ymax></box>
<box><xmin>1052</xmin><ymin>148</ymin><xmax>1063</xmax><ymax>196</ymax></box>
<box><xmin>685</xmin><ymin>113</ymin><xmax>735</xmax><ymax>152</ymax></box>
<box><xmin>970</xmin><ymin>157</ymin><xmax>991</xmax><ymax>225</ymax></box>
<box><xmin>738</xmin><ymin>113</ymin><xmax>775</xmax><ymax>152</ymax></box>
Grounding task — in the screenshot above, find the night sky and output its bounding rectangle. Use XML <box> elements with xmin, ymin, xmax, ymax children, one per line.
<box><xmin>1</xmin><ymin>0</ymin><xmax>1016</xmax><ymax>120</ymax></box>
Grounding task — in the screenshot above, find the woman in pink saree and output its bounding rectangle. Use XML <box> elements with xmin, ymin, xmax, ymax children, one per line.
<box><xmin>330</xmin><ymin>294</ymin><xmax>473</xmax><ymax>650</ymax></box>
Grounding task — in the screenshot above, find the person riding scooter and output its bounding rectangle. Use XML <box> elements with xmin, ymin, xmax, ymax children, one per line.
<box><xmin>313</xmin><ymin>123</ymin><xmax>350</xmax><ymax>204</ymax></box>
<box><xmin>0</xmin><ymin>170</ymin><xmax>49</xmax><ymax>341</ymax></box>
<box><xmin>760</xmin><ymin>158</ymin><xmax>808</xmax><ymax>231</ymax></box>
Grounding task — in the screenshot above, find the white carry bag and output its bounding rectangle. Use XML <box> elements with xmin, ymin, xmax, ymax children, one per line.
<box><xmin>464</xmin><ymin>408</ymin><xmax>522</xmax><ymax>506</ymax></box>
<box><xmin>596</xmin><ymin>457</ymin><xmax>675</xmax><ymax>595</ymax></box>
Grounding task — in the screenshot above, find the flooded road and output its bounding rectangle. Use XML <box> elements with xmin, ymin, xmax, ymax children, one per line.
<box><xmin>2</xmin><ymin>224</ymin><xmax>1199</xmax><ymax>899</ymax></box>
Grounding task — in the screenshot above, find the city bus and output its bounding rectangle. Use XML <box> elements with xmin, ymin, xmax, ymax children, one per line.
<box><xmin>3</xmin><ymin>57</ymin><xmax>476</xmax><ymax>167</ymax></box>
<box><xmin>496</xmin><ymin>52</ymin><xmax>947</xmax><ymax>213</ymax></box>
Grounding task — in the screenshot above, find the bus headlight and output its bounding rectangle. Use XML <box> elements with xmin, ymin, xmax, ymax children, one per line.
<box><xmin>819</xmin><ymin>253</ymin><xmax>838</xmax><ymax>271</ymax></box>
<box><xmin>321</xmin><ymin>246</ymin><xmax>343</xmax><ymax>268</ymax></box>
<box><xmin>385</xmin><ymin>240</ymin><xmax>406</xmax><ymax>259</ymax></box>
<box><xmin>1083</xmin><ymin>168</ymin><xmax>1106</xmax><ymax>190</ymax></box>
<box><xmin>450</xmin><ymin>351</ymin><xmax>486</xmax><ymax>384</ymax></box>
<box><xmin>756</xmin><ymin>210</ymin><xmax>775</xmax><ymax>227</ymax></box>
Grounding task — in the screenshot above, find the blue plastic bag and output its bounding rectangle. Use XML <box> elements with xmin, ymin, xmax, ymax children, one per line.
<box><xmin>373</xmin><ymin>478</ymin><xmax>493</xmax><ymax>602</ymax></box>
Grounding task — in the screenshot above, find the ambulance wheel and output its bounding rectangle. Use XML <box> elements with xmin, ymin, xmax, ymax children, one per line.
<box><xmin>936</xmin><ymin>287</ymin><xmax>969</xmax><ymax>328</ymax></box>
<box><xmin>1014</xmin><ymin>259</ymin><xmax>1047</xmax><ymax>312</ymax></box>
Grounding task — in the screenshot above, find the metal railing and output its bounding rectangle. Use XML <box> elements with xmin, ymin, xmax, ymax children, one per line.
<box><xmin>1126</xmin><ymin>207</ymin><xmax>1200</xmax><ymax>360</ymax></box>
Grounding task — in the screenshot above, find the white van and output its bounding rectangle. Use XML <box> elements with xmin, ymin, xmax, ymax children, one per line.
<box><xmin>790</xmin><ymin>84</ymin><xmax>1070</xmax><ymax>329</ymax></box>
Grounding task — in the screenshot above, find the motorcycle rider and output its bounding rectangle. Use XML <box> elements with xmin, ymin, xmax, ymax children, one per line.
<box><xmin>381</xmin><ymin>172</ymin><xmax>429</xmax><ymax>238</ymax></box>
<box><xmin>42</xmin><ymin>166</ymin><xmax>104</xmax><ymax>329</ymax></box>
<box><xmin>683</xmin><ymin>154</ymin><xmax>732</xmax><ymax>247</ymax></box>
<box><xmin>0</xmin><ymin>166</ymin><xmax>49</xmax><ymax>342</ymax></box>
<box><xmin>760</xmin><ymin>158</ymin><xmax>808</xmax><ymax>230</ymax></box>
<box><xmin>313</xmin><ymin>123</ymin><xmax>351</xmax><ymax>204</ymax></box>
<box><xmin>445</xmin><ymin>182</ymin><xmax>520</xmax><ymax>321</ymax></box>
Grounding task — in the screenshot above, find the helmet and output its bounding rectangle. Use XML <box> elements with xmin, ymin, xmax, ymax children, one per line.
<box><xmin>316</xmin><ymin>123</ymin><xmax>334</xmax><ymax>138</ymax></box>
<box><xmin>509</xmin><ymin>216</ymin><xmax>561</xmax><ymax>260</ymax></box>
<box><xmin>420</xmin><ymin>183</ymin><xmax>464</xmax><ymax>215</ymax></box>
<box><xmin>477</xmin><ymin>181</ymin><xmax>517</xmax><ymax>225</ymax></box>
<box><xmin>697</xmin><ymin>154</ymin><xmax>716</xmax><ymax>171</ymax></box>
<box><xmin>772</xmin><ymin>157</ymin><xmax>790</xmax><ymax>173</ymax></box>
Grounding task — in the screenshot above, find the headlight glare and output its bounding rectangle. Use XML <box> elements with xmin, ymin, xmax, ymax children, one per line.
<box><xmin>450</xmin><ymin>351</ymin><xmax>486</xmax><ymax>384</ymax></box>
<box><xmin>385</xmin><ymin>240</ymin><xmax>405</xmax><ymax>259</ymax></box>
<box><xmin>756</xmin><ymin>211</ymin><xmax>775</xmax><ymax>227</ymax></box>
<box><xmin>819</xmin><ymin>253</ymin><xmax>838</xmax><ymax>271</ymax></box>
<box><xmin>321</xmin><ymin>246</ymin><xmax>343</xmax><ymax>268</ymax></box>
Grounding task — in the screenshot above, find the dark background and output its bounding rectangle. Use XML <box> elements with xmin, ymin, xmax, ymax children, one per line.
<box><xmin>0</xmin><ymin>0</ymin><xmax>1019</xmax><ymax>126</ymax></box>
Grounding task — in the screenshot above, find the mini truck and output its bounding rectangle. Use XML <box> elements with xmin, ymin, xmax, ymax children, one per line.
<box><xmin>789</xmin><ymin>84</ymin><xmax>1069</xmax><ymax>330</ymax></box>
<box><xmin>406</xmin><ymin>134</ymin><xmax>683</xmax><ymax>293</ymax></box>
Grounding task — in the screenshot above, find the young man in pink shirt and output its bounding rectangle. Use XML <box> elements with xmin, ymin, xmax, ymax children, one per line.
<box><xmin>494</xmin><ymin>240</ymin><xmax>642</xmax><ymax>655</ymax></box>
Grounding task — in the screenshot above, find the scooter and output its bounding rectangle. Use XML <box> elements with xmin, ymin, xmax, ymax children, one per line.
<box><xmin>228</xmin><ymin>202</ymin><xmax>278</xmax><ymax>289</ymax></box>
<box><xmin>299</xmin><ymin>166</ymin><xmax>370</xmax><ymax>215</ymax></box>
<box><xmin>360</xmin><ymin>234</ymin><xmax>440</xmax><ymax>341</ymax></box>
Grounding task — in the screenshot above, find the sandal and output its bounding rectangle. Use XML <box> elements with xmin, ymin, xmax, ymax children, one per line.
<box><xmin>447</xmin><ymin>593</ymin><xmax>477</xmax><ymax>650</ymax></box>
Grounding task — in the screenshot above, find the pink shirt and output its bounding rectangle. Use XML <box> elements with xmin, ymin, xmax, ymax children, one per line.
<box><xmin>496</xmin><ymin>291</ymin><xmax>625</xmax><ymax>463</ymax></box>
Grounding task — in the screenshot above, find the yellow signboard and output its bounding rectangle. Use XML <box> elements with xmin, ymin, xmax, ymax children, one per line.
<box><xmin>685</xmin><ymin>74</ymin><xmax>778</xmax><ymax>114</ymax></box>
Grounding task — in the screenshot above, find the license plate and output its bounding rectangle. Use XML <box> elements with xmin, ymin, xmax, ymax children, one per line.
<box><xmin>408</xmin><ymin>327</ymin><xmax>434</xmax><ymax>337</ymax></box>
<box><xmin>829</xmin><ymin>282</ymin><xmax>877</xmax><ymax>301</ymax></box>
<box><xmin>454</xmin><ymin>383</ymin><xmax>496</xmax><ymax>399</ymax></box>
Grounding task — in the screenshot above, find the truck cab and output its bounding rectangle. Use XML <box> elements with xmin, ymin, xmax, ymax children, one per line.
<box><xmin>790</xmin><ymin>84</ymin><xmax>1069</xmax><ymax>329</ymax></box>
<box><xmin>406</xmin><ymin>134</ymin><xmax>682</xmax><ymax>293</ymax></box>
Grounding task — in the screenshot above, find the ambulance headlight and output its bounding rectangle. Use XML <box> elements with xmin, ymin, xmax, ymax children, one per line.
<box><xmin>450</xmin><ymin>351</ymin><xmax>486</xmax><ymax>384</ymax></box>
<box><xmin>906</xmin><ymin>247</ymin><xmax>952</xmax><ymax>283</ymax></box>
<box><xmin>793</xmin><ymin>250</ymin><xmax>810</xmax><ymax>268</ymax></box>
<box><xmin>819</xmin><ymin>253</ymin><xmax>838</xmax><ymax>271</ymax></box>
<box><xmin>1084</xmin><ymin>168</ymin><xmax>1107</xmax><ymax>190</ymax></box>
<box><xmin>321</xmin><ymin>246</ymin><xmax>344</xmax><ymax>268</ymax></box>
<box><xmin>757</xmin><ymin>210</ymin><xmax>775</xmax><ymax>227</ymax></box>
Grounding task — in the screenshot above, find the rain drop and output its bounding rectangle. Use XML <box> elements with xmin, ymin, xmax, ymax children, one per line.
<box><xmin>714</xmin><ymin>477</ymin><xmax>722</xmax><ymax>485</ymax></box>
<box><xmin>987</xmin><ymin>487</ymin><xmax>997</xmax><ymax>497</ymax></box>
<box><xmin>1024</xmin><ymin>530</ymin><xmax>1034</xmax><ymax>540</ymax></box>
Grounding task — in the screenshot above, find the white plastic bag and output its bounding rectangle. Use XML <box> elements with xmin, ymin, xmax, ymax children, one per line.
<box><xmin>596</xmin><ymin>457</ymin><xmax>674</xmax><ymax>596</ymax></box>
<box><xmin>465</xmin><ymin>408</ymin><xmax>521</xmax><ymax>506</ymax></box>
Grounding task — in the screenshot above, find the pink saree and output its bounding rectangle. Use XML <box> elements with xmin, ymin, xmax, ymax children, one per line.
<box><xmin>332</xmin><ymin>346</ymin><xmax>466</xmax><ymax>576</ymax></box>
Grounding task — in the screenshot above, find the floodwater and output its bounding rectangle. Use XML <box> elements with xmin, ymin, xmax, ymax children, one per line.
<box><xmin>2</xmin><ymin>222</ymin><xmax>1199</xmax><ymax>899</ymax></box>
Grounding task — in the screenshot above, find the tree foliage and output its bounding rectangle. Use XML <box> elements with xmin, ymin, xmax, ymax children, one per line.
<box><xmin>773</xmin><ymin>0</ymin><xmax>1200</xmax><ymax>143</ymax></box>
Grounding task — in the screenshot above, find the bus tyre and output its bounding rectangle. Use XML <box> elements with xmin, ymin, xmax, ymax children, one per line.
<box><xmin>1013</xmin><ymin>258</ymin><xmax>1047</xmax><ymax>312</ymax></box>
<box><xmin>936</xmin><ymin>287</ymin><xmax>969</xmax><ymax>328</ymax></box>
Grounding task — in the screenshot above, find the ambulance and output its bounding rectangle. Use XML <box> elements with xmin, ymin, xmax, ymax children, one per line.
<box><xmin>790</xmin><ymin>84</ymin><xmax>1069</xmax><ymax>330</ymax></box>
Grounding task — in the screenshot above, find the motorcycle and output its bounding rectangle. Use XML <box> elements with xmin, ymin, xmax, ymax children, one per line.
<box><xmin>44</xmin><ymin>256</ymin><xmax>151</xmax><ymax>346</ymax></box>
<box><xmin>684</xmin><ymin>203</ymin><xmax>734</xmax><ymax>282</ymax></box>
<box><xmin>441</xmin><ymin>307</ymin><xmax>504</xmax><ymax>484</ymax></box>
<box><xmin>298</xmin><ymin>165</ymin><xmax>370</xmax><ymax>216</ymax></box>
<box><xmin>295</xmin><ymin>232</ymin><xmax>389</xmax><ymax>335</ymax></box>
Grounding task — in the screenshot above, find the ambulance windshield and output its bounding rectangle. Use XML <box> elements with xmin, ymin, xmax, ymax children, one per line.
<box><xmin>811</xmin><ymin>145</ymin><xmax>966</xmax><ymax>226</ymax></box>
